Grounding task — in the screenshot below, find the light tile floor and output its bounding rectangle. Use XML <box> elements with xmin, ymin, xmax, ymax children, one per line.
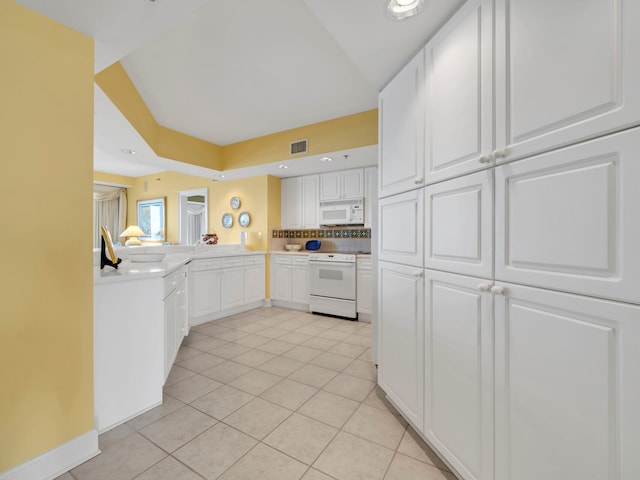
<box><xmin>59</xmin><ymin>307</ymin><xmax>456</xmax><ymax>480</ymax></box>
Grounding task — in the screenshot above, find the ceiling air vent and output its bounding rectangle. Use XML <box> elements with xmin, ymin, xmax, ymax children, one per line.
<box><xmin>290</xmin><ymin>138</ymin><xmax>308</xmax><ymax>155</ymax></box>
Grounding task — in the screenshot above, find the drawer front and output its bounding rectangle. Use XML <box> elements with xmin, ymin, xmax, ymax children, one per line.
<box><xmin>190</xmin><ymin>258</ymin><xmax>222</xmax><ymax>272</ymax></box>
<box><xmin>357</xmin><ymin>257</ymin><xmax>372</xmax><ymax>270</ymax></box>
<box><xmin>244</xmin><ymin>255</ymin><xmax>265</xmax><ymax>266</ymax></box>
<box><xmin>164</xmin><ymin>266</ymin><xmax>185</xmax><ymax>297</ymax></box>
<box><xmin>221</xmin><ymin>256</ymin><xmax>244</xmax><ymax>269</ymax></box>
<box><xmin>292</xmin><ymin>256</ymin><xmax>309</xmax><ymax>266</ymax></box>
<box><xmin>272</xmin><ymin>255</ymin><xmax>293</xmax><ymax>265</ymax></box>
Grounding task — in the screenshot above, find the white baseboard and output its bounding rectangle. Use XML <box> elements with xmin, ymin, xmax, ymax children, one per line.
<box><xmin>0</xmin><ymin>430</ymin><xmax>99</xmax><ymax>480</ymax></box>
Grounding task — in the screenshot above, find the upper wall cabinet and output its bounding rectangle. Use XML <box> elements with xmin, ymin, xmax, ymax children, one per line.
<box><xmin>319</xmin><ymin>168</ymin><xmax>364</xmax><ymax>201</ymax></box>
<box><xmin>379</xmin><ymin>188</ymin><xmax>424</xmax><ymax>267</ymax></box>
<box><xmin>282</xmin><ymin>175</ymin><xmax>319</xmax><ymax>229</ymax></box>
<box><xmin>425</xmin><ymin>0</ymin><xmax>494</xmax><ymax>185</ymax></box>
<box><xmin>425</xmin><ymin>169</ymin><xmax>493</xmax><ymax>278</ymax></box>
<box><xmin>495</xmin><ymin>126</ymin><xmax>640</xmax><ymax>304</ymax></box>
<box><xmin>494</xmin><ymin>0</ymin><xmax>640</xmax><ymax>163</ymax></box>
<box><xmin>379</xmin><ymin>49</ymin><xmax>425</xmax><ymax>198</ymax></box>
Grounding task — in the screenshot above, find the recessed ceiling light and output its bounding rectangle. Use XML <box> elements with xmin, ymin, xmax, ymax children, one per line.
<box><xmin>278</xmin><ymin>165</ymin><xmax>288</xmax><ymax>169</ymax></box>
<box><xmin>386</xmin><ymin>0</ymin><xmax>424</xmax><ymax>20</ymax></box>
<box><xmin>120</xmin><ymin>148</ymin><xmax>136</xmax><ymax>155</ymax></box>
<box><xmin>320</xmin><ymin>157</ymin><xmax>333</xmax><ymax>162</ymax></box>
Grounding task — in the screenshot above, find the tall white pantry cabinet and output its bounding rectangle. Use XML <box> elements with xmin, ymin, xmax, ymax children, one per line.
<box><xmin>377</xmin><ymin>1</ymin><xmax>640</xmax><ymax>480</ymax></box>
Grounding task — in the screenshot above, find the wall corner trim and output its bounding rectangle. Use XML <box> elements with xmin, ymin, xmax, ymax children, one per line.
<box><xmin>0</xmin><ymin>430</ymin><xmax>99</xmax><ymax>480</ymax></box>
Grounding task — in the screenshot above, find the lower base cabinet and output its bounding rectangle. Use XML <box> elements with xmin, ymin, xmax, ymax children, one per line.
<box><xmin>164</xmin><ymin>265</ymin><xmax>187</xmax><ymax>380</ymax></box>
<box><xmin>380</xmin><ymin>267</ymin><xmax>640</xmax><ymax>480</ymax></box>
<box><xmin>424</xmin><ymin>270</ymin><xmax>493</xmax><ymax>480</ymax></box>
<box><xmin>377</xmin><ymin>261</ymin><xmax>424</xmax><ymax>430</ymax></box>
<box><xmin>494</xmin><ymin>282</ymin><xmax>640</xmax><ymax>480</ymax></box>
<box><xmin>189</xmin><ymin>254</ymin><xmax>266</xmax><ymax>325</ymax></box>
<box><xmin>270</xmin><ymin>254</ymin><xmax>310</xmax><ymax>308</ymax></box>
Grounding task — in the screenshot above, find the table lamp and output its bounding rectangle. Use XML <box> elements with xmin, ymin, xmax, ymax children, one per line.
<box><xmin>120</xmin><ymin>225</ymin><xmax>146</xmax><ymax>246</ymax></box>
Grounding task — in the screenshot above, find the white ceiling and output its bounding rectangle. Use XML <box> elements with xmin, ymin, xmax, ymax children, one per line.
<box><xmin>17</xmin><ymin>0</ymin><xmax>465</xmax><ymax>179</ymax></box>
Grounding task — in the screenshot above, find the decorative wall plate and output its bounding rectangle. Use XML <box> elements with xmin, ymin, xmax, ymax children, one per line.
<box><xmin>238</xmin><ymin>211</ymin><xmax>251</xmax><ymax>228</ymax></box>
<box><xmin>222</xmin><ymin>213</ymin><xmax>233</xmax><ymax>228</ymax></box>
<box><xmin>230</xmin><ymin>196</ymin><xmax>241</xmax><ymax>209</ymax></box>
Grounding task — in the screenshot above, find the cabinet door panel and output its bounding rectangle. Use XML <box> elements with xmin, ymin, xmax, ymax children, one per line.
<box><xmin>495</xmin><ymin>127</ymin><xmax>640</xmax><ymax>304</ymax></box>
<box><xmin>342</xmin><ymin>169</ymin><xmax>364</xmax><ymax>198</ymax></box>
<box><xmin>378</xmin><ymin>261</ymin><xmax>424</xmax><ymax>429</ymax></box>
<box><xmin>379</xmin><ymin>189</ymin><xmax>424</xmax><ymax>267</ymax></box>
<box><xmin>301</xmin><ymin>175</ymin><xmax>319</xmax><ymax>228</ymax></box>
<box><xmin>282</xmin><ymin>177</ymin><xmax>302</xmax><ymax>228</ymax></box>
<box><xmin>220</xmin><ymin>268</ymin><xmax>244</xmax><ymax>310</ymax></box>
<box><xmin>243</xmin><ymin>264</ymin><xmax>265</xmax><ymax>304</ymax></box>
<box><xmin>425</xmin><ymin>170</ymin><xmax>493</xmax><ymax>277</ymax></box>
<box><xmin>356</xmin><ymin>268</ymin><xmax>372</xmax><ymax>314</ymax></box>
<box><xmin>273</xmin><ymin>264</ymin><xmax>292</xmax><ymax>301</ymax></box>
<box><xmin>424</xmin><ymin>270</ymin><xmax>493</xmax><ymax>480</ymax></box>
<box><xmin>189</xmin><ymin>270</ymin><xmax>221</xmax><ymax>317</ymax></box>
<box><xmin>379</xmin><ymin>50</ymin><xmax>425</xmax><ymax>198</ymax></box>
<box><xmin>495</xmin><ymin>0</ymin><xmax>640</xmax><ymax>161</ymax></box>
<box><xmin>291</xmin><ymin>266</ymin><xmax>309</xmax><ymax>304</ymax></box>
<box><xmin>319</xmin><ymin>173</ymin><xmax>340</xmax><ymax>201</ymax></box>
<box><xmin>494</xmin><ymin>283</ymin><xmax>640</xmax><ymax>480</ymax></box>
<box><xmin>425</xmin><ymin>0</ymin><xmax>493</xmax><ymax>184</ymax></box>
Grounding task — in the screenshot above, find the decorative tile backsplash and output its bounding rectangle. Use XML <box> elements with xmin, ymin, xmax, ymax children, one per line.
<box><xmin>272</xmin><ymin>228</ymin><xmax>371</xmax><ymax>239</ymax></box>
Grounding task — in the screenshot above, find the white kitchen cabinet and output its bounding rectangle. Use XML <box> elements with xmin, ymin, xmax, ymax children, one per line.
<box><xmin>378</xmin><ymin>261</ymin><xmax>424</xmax><ymax>430</ymax></box>
<box><xmin>282</xmin><ymin>175</ymin><xmax>319</xmax><ymax>228</ymax></box>
<box><xmin>424</xmin><ymin>169</ymin><xmax>493</xmax><ymax>278</ymax></box>
<box><xmin>424</xmin><ymin>269</ymin><xmax>494</xmax><ymax>480</ymax></box>
<box><xmin>281</xmin><ymin>177</ymin><xmax>302</xmax><ymax>229</ymax></box>
<box><xmin>164</xmin><ymin>265</ymin><xmax>187</xmax><ymax>380</ymax></box>
<box><xmin>94</xmin><ymin>276</ymin><xmax>164</xmax><ymax>432</ymax></box>
<box><xmin>363</xmin><ymin>166</ymin><xmax>377</xmax><ymax>228</ymax></box>
<box><xmin>291</xmin><ymin>258</ymin><xmax>310</xmax><ymax>304</ymax></box>
<box><xmin>189</xmin><ymin>254</ymin><xmax>266</xmax><ymax>325</ymax></box>
<box><xmin>424</xmin><ymin>0</ymin><xmax>493</xmax><ymax>184</ymax></box>
<box><xmin>243</xmin><ymin>255</ymin><xmax>266</xmax><ymax>304</ymax></box>
<box><xmin>493</xmin><ymin>282</ymin><xmax>640</xmax><ymax>480</ymax></box>
<box><xmin>301</xmin><ymin>175</ymin><xmax>319</xmax><ymax>228</ymax></box>
<box><xmin>379</xmin><ymin>49</ymin><xmax>425</xmax><ymax>198</ymax></box>
<box><xmin>495</xmin><ymin>127</ymin><xmax>640</xmax><ymax>304</ymax></box>
<box><xmin>319</xmin><ymin>168</ymin><xmax>364</xmax><ymax>201</ymax></box>
<box><xmin>494</xmin><ymin>0</ymin><xmax>640</xmax><ymax>163</ymax></box>
<box><xmin>356</xmin><ymin>256</ymin><xmax>372</xmax><ymax>316</ymax></box>
<box><xmin>270</xmin><ymin>254</ymin><xmax>309</xmax><ymax>309</ymax></box>
<box><xmin>378</xmin><ymin>188</ymin><xmax>424</xmax><ymax>267</ymax></box>
<box><xmin>189</xmin><ymin>258</ymin><xmax>222</xmax><ymax>319</ymax></box>
<box><xmin>220</xmin><ymin>257</ymin><xmax>244</xmax><ymax>311</ymax></box>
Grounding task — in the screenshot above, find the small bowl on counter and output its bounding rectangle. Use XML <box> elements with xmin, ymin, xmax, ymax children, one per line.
<box><xmin>285</xmin><ymin>244</ymin><xmax>303</xmax><ymax>252</ymax></box>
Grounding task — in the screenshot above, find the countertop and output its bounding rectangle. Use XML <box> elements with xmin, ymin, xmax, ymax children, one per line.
<box><xmin>269</xmin><ymin>251</ymin><xmax>371</xmax><ymax>256</ymax></box>
<box><xmin>95</xmin><ymin>247</ymin><xmax>265</xmax><ymax>285</ymax></box>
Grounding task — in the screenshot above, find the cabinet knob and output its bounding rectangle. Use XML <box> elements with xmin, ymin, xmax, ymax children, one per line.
<box><xmin>491</xmin><ymin>285</ymin><xmax>506</xmax><ymax>295</ymax></box>
<box><xmin>413</xmin><ymin>271</ymin><xmax>423</xmax><ymax>278</ymax></box>
<box><xmin>493</xmin><ymin>149</ymin><xmax>507</xmax><ymax>160</ymax></box>
<box><xmin>477</xmin><ymin>283</ymin><xmax>492</xmax><ymax>292</ymax></box>
<box><xmin>414</xmin><ymin>177</ymin><xmax>424</xmax><ymax>185</ymax></box>
<box><xmin>478</xmin><ymin>155</ymin><xmax>492</xmax><ymax>164</ymax></box>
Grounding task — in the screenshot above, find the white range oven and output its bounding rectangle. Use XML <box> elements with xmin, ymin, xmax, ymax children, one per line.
<box><xmin>308</xmin><ymin>253</ymin><xmax>357</xmax><ymax>319</ymax></box>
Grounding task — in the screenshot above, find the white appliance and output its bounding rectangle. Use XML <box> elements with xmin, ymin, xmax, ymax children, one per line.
<box><xmin>319</xmin><ymin>198</ymin><xmax>364</xmax><ymax>226</ymax></box>
<box><xmin>308</xmin><ymin>253</ymin><xmax>357</xmax><ymax>319</ymax></box>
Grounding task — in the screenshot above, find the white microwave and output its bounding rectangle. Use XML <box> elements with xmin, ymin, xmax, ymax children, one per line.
<box><xmin>319</xmin><ymin>198</ymin><xmax>364</xmax><ymax>226</ymax></box>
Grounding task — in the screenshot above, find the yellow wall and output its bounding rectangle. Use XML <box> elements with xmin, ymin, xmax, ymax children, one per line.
<box><xmin>94</xmin><ymin>171</ymin><xmax>135</xmax><ymax>187</ymax></box>
<box><xmin>222</xmin><ymin>109</ymin><xmax>378</xmax><ymax>169</ymax></box>
<box><xmin>125</xmin><ymin>171</ymin><xmax>279</xmax><ymax>249</ymax></box>
<box><xmin>95</xmin><ymin>63</ymin><xmax>223</xmax><ymax>170</ymax></box>
<box><xmin>0</xmin><ymin>0</ymin><xmax>94</xmax><ymax>472</ymax></box>
<box><xmin>125</xmin><ymin>172</ymin><xmax>280</xmax><ymax>296</ymax></box>
<box><xmin>95</xmin><ymin>61</ymin><xmax>377</xmax><ymax>172</ymax></box>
